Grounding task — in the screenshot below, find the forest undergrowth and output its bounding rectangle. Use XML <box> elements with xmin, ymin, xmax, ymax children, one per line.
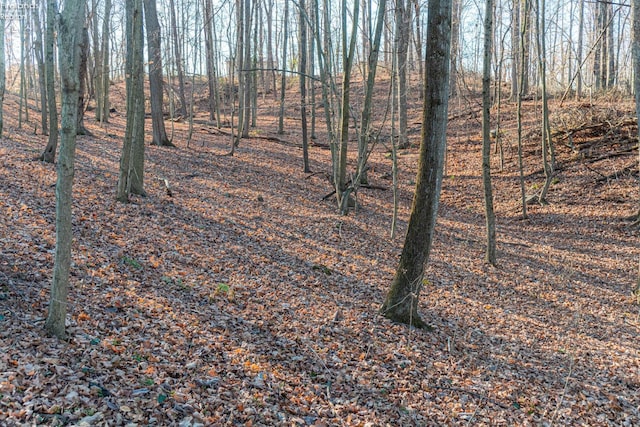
<box><xmin>0</xmin><ymin>83</ymin><xmax>639</xmax><ymax>425</ymax></box>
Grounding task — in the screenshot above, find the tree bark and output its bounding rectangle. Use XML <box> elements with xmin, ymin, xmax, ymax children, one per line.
<box><xmin>40</xmin><ymin>0</ymin><xmax>59</xmax><ymax>163</ymax></box>
<box><xmin>0</xmin><ymin>8</ymin><xmax>5</xmax><ymax>137</ymax></box>
<box><xmin>299</xmin><ymin>0</ymin><xmax>310</xmax><ymax>172</ymax></box>
<box><xmin>482</xmin><ymin>0</ymin><xmax>496</xmax><ymax>265</ymax></box>
<box><xmin>117</xmin><ymin>0</ymin><xmax>146</xmax><ymax>202</ymax></box>
<box><xmin>169</xmin><ymin>0</ymin><xmax>188</xmax><ymax>117</ymax></box>
<box><xmin>45</xmin><ymin>0</ymin><xmax>84</xmax><ymax>339</ymax></box>
<box><xmin>144</xmin><ymin>0</ymin><xmax>173</xmax><ymax>146</ymax></box>
<box><xmin>77</xmin><ymin>26</ymin><xmax>90</xmax><ymax>136</ymax></box>
<box><xmin>381</xmin><ymin>0</ymin><xmax>452</xmax><ymax>328</ymax></box>
<box><xmin>633</xmin><ymin>0</ymin><xmax>640</xmax><ymax>225</ymax></box>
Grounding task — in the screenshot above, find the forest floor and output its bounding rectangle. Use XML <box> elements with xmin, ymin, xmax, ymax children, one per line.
<box><xmin>0</xmin><ymin>77</ymin><xmax>639</xmax><ymax>426</ymax></box>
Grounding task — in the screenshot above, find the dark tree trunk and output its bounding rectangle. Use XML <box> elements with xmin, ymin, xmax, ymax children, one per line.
<box><xmin>77</xmin><ymin>26</ymin><xmax>91</xmax><ymax>136</ymax></box>
<box><xmin>381</xmin><ymin>0</ymin><xmax>453</xmax><ymax>327</ymax></box>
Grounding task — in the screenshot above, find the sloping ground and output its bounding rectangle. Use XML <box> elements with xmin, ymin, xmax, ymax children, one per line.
<box><xmin>0</xmin><ymin>91</ymin><xmax>638</xmax><ymax>426</ymax></box>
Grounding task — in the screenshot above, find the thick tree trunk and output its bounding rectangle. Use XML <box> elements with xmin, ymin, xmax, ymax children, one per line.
<box><xmin>117</xmin><ymin>0</ymin><xmax>146</xmax><ymax>202</ymax></box>
<box><xmin>45</xmin><ymin>0</ymin><xmax>84</xmax><ymax>339</ymax></box>
<box><xmin>144</xmin><ymin>0</ymin><xmax>172</xmax><ymax>146</ymax></box>
<box><xmin>77</xmin><ymin>26</ymin><xmax>91</xmax><ymax>136</ymax></box>
<box><xmin>381</xmin><ymin>0</ymin><xmax>452</xmax><ymax>328</ymax></box>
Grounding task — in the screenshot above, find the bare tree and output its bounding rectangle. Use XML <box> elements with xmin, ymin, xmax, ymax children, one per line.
<box><xmin>381</xmin><ymin>0</ymin><xmax>452</xmax><ymax>327</ymax></box>
<box><xmin>40</xmin><ymin>0</ymin><xmax>59</xmax><ymax>163</ymax></box>
<box><xmin>45</xmin><ymin>0</ymin><xmax>85</xmax><ymax>339</ymax></box>
<box><xmin>117</xmin><ymin>0</ymin><xmax>146</xmax><ymax>202</ymax></box>
<box><xmin>482</xmin><ymin>0</ymin><xmax>496</xmax><ymax>265</ymax></box>
<box><xmin>0</xmin><ymin>7</ymin><xmax>5</xmax><ymax>137</ymax></box>
<box><xmin>144</xmin><ymin>0</ymin><xmax>173</xmax><ymax>146</ymax></box>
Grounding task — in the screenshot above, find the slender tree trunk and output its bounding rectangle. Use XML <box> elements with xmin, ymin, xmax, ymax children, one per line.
<box><xmin>45</xmin><ymin>0</ymin><xmax>84</xmax><ymax>339</ymax></box>
<box><xmin>0</xmin><ymin>6</ymin><xmax>5</xmax><ymax>137</ymax></box>
<box><xmin>510</xmin><ymin>0</ymin><xmax>520</xmax><ymax>101</ymax></box>
<box><xmin>40</xmin><ymin>0</ymin><xmax>59</xmax><ymax>163</ymax></box>
<box><xmin>95</xmin><ymin>0</ymin><xmax>111</xmax><ymax>123</ymax></box>
<box><xmin>450</xmin><ymin>0</ymin><xmax>460</xmax><ymax>98</ymax></box>
<box><xmin>204</xmin><ymin>0</ymin><xmax>216</xmax><ymax>121</ymax></box>
<box><xmin>144</xmin><ymin>0</ymin><xmax>172</xmax><ymax>146</ymax></box>
<box><xmin>33</xmin><ymin>6</ymin><xmax>48</xmax><ymax>134</ymax></box>
<box><xmin>335</xmin><ymin>0</ymin><xmax>359</xmax><ymax>214</ymax></box>
<box><xmin>357</xmin><ymin>0</ymin><xmax>387</xmax><ymax>186</ymax></box>
<box><xmin>117</xmin><ymin>0</ymin><xmax>146</xmax><ymax>202</ymax></box>
<box><xmin>576</xmin><ymin>0</ymin><xmax>584</xmax><ymax>99</ymax></box>
<box><xmin>300</xmin><ymin>0</ymin><xmax>310</xmax><ymax>172</ymax></box>
<box><xmin>395</xmin><ymin>0</ymin><xmax>410</xmax><ymax>149</ymax></box>
<box><xmin>277</xmin><ymin>0</ymin><xmax>288</xmax><ymax>134</ymax></box>
<box><xmin>482</xmin><ymin>0</ymin><xmax>496</xmax><ymax>265</ymax></box>
<box><xmin>632</xmin><ymin>0</ymin><xmax>640</xmax><ymax>225</ymax></box>
<box><xmin>516</xmin><ymin>0</ymin><xmax>528</xmax><ymax>219</ymax></box>
<box><xmin>169</xmin><ymin>0</ymin><xmax>188</xmax><ymax>117</ymax></box>
<box><xmin>242</xmin><ymin>0</ymin><xmax>251</xmax><ymax>136</ymax></box>
<box><xmin>381</xmin><ymin>0</ymin><xmax>452</xmax><ymax>327</ymax></box>
<box><xmin>535</xmin><ymin>0</ymin><xmax>553</xmax><ymax>204</ymax></box>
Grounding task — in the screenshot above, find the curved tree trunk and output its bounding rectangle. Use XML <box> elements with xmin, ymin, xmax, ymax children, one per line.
<box><xmin>381</xmin><ymin>0</ymin><xmax>452</xmax><ymax>328</ymax></box>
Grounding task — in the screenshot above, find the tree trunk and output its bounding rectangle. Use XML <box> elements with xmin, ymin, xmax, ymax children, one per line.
<box><xmin>381</xmin><ymin>0</ymin><xmax>452</xmax><ymax>328</ymax></box>
<box><xmin>516</xmin><ymin>0</ymin><xmax>528</xmax><ymax>219</ymax></box>
<box><xmin>335</xmin><ymin>0</ymin><xmax>359</xmax><ymax>214</ymax></box>
<box><xmin>144</xmin><ymin>0</ymin><xmax>172</xmax><ymax>146</ymax></box>
<box><xmin>117</xmin><ymin>0</ymin><xmax>146</xmax><ymax>202</ymax></box>
<box><xmin>395</xmin><ymin>0</ymin><xmax>410</xmax><ymax>149</ymax></box>
<box><xmin>204</xmin><ymin>0</ymin><xmax>217</xmax><ymax>122</ymax></box>
<box><xmin>45</xmin><ymin>0</ymin><xmax>84</xmax><ymax>340</ymax></box>
<box><xmin>535</xmin><ymin>0</ymin><xmax>553</xmax><ymax>204</ymax></box>
<box><xmin>278</xmin><ymin>0</ymin><xmax>288</xmax><ymax>134</ymax></box>
<box><xmin>450</xmin><ymin>0</ymin><xmax>460</xmax><ymax>98</ymax></box>
<box><xmin>40</xmin><ymin>0</ymin><xmax>59</xmax><ymax>163</ymax></box>
<box><xmin>357</xmin><ymin>0</ymin><xmax>387</xmax><ymax>186</ymax></box>
<box><xmin>575</xmin><ymin>0</ymin><xmax>584</xmax><ymax>99</ymax></box>
<box><xmin>77</xmin><ymin>26</ymin><xmax>90</xmax><ymax>136</ymax></box>
<box><xmin>98</xmin><ymin>0</ymin><xmax>111</xmax><ymax>122</ymax></box>
<box><xmin>169</xmin><ymin>0</ymin><xmax>188</xmax><ymax>117</ymax></box>
<box><xmin>299</xmin><ymin>0</ymin><xmax>310</xmax><ymax>172</ymax></box>
<box><xmin>33</xmin><ymin>6</ymin><xmax>48</xmax><ymax>135</ymax></box>
<box><xmin>482</xmin><ymin>0</ymin><xmax>496</xmax><ymax>265</ymax></box>
<box><xmin>633</xmin><ymin>0</ymin><xmax>640</xmax><ymax>225</ymax></box>
<box><xmin>0</xmin><ymin>9</ymin><xmax>5</xmax><ymax>137</ymax></box>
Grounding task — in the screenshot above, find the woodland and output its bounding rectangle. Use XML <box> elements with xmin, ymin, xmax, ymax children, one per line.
<box><xmin>0</xmin><ymin>0</ymin><xmax>639</xmax><ymax>425</ymax></box>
